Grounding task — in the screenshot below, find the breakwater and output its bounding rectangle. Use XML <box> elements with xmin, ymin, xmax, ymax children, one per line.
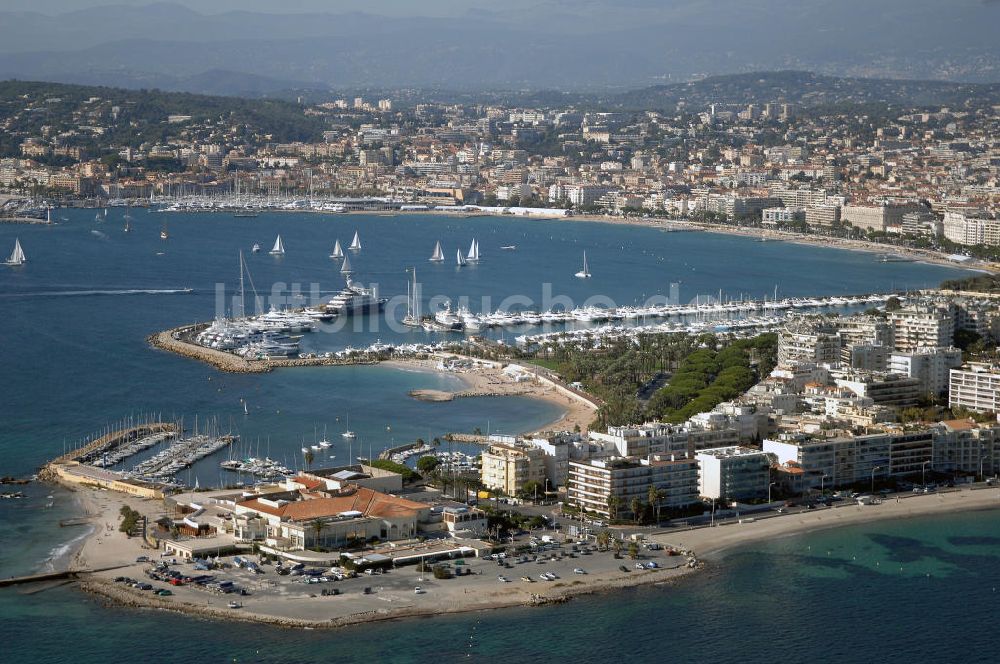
<box><xmin>148</xmin><ymin>325</ymin><xmax>382</xmax><ymax>373</ymax></box>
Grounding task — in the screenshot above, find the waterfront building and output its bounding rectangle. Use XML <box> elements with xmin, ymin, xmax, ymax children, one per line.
<box><xmin>943</xmin><ymin>211</ymin><xmax>1000</xmax><ymax>246</ymax></box>
<box><xmin>764</xmin><ymin>426</ymin><xmax>933</xmax><ymax>491</ymax></box>
<box><xmin>233</xmin><ymin>485</ymin><xmax>430</xmax><ymax>550</ymax></box>
<box><xmin>695</xmin><ymin>446</ymin><xmax>774</xmax><ymax>502</ymax></box>
<box><xmin>805</xmin><ymin>204</ymin><xmax>842</xmax><ymax>228</ymax></box>
<box><xmin>567</xmin><ymin>455</ymin><xmax>700</xmax><ymax>519</ymax></box>
<box><xmin>949</xmin><ymin>363</ymin><xmax>1000</xmax><ymax>413</ymax></box>
<box><xmin>932</xmin><ymin>419</ymin><xmax>1000</xmax><ymax>477</ymax></box>
<box><xmin>842</xmin><ymin>203</ymin><xmax>922</xmax><ymax>232</ymax></box>
<box><xmin>480</xmin><ymin>442</ymin><xmax>547</xmax><ymax>495</ymax></box>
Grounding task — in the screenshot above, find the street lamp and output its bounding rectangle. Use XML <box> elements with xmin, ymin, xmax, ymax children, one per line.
<box><xmin>921</xmin><ymin>460</ymin><xmax>931</xmax><ymax>487</ymax></box>
<box><xmin>871</xmin><ymin>465</ymin><xmax>883</xmax><ymax>494</ymax></box>
<box><xmin>820</xmin><ymin>475</ymin><xmax>830</xmax><ymax>496</ymax></box>
<box><xmin>768</xmin><ymin>481</ymin><xmax>776</xmax><ymax>504</ymax></box>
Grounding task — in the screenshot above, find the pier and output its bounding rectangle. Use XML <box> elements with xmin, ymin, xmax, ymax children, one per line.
<box><xmin>0</xmin><ymin>565</ymin><xmax>127</xmax><ymax>588</ymax></box>
<box><xmin>53</xmin><ymin>422</ymin><xmax>179</xmax><ymax>465</ymax></box>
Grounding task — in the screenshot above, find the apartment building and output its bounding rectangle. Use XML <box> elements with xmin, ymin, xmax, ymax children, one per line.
<box><xmin>567</xmin><ymin>456</ymin><xmax>700</xmax><ymax>519</ymax></box>
<box><xmin>932</xmin><ymin>419</ymin><xmax>999</xmax><ymax>477</ymax></box>
<box><xmin>480</xmin><ymin>442</ymin><xmax>547</xmax><ymax>495</ymax></box>
<box><xmin>888</xmin><ymin>303</ymin><xmax>955</xmax><ymax>352</ymax></box>
<box><xmin>949</xmin><ymin>364</ymin><xmax>1000</xmax><ymax>413</ymax></box>
<box><xmin>943</xmin><ymin>211</ymin><xmax>1000</xmax><ymax>246</ymax></box>
<box><xmin>695</xmin><ymin>447</ymin><xmax>774</xmax><ymax>501</ymax></box>
<box><xmin>888</xmin><ymin>347</ymin><xmax>963</xmax><ymax>396</ymax></box>
<box><xmin>764</xmin><ymin>427</ymin><xmax>933</xmax><ymax>490</ymax></box>
<box><xmin>778</xmin><ymin>318</ymin><xmax>841</xmax><ymax>365</ymax></box>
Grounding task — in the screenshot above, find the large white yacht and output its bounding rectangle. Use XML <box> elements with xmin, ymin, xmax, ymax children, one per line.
<box><xmin>325</xmin><ymin>276</ymin><xmax>386</xmax><ymax>314</ymax></box>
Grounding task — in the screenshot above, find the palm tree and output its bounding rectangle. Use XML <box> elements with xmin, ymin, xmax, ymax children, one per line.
<box><xmin>606</xmin><ymin>495</ymin><xmax>621</xmax><ymax>521</ymax></box>
<box><xmin>596</xmin><ymin>529</ymin><xmax>612</xmax><ymax>551</ymax></box>
<box><xmin>629</xmin><ymin>497</ymin><xmax>643</xmax><ymax>524</ymax></box>
<box><xmin>304</xmin><ymin>449</ymin><xmax>314</xmax><ymax>469</ymax></box>
<box><xmin>310</xmin><ymin>518</ymin><xmax>324</xmax><ymax>549</ymax></box>
<box><xmin>648</xmin><ymin>486</ymin><xmax>666</xmax><ymax>525</ymax></box>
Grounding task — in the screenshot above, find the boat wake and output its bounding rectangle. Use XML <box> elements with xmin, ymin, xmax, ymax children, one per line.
<box><xmin>0</xmin><ymin>288</ymin><xmax>195</xmax><ymax>299</ymax></box>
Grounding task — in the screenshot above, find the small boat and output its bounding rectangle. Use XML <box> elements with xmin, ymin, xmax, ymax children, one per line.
<box><xmin>94</xmin><ymin>211</ymin><xmax>102</xmax><ymax>222</ymax></box>
<box><xmin>456</xmin><ymin>248</ymin><xmax>467</xmax><ymax>267</ymax></box>
<box><xmin>429</xmin><ymin>240</ymin><xmax>444</xmax><ymax>262</ymax></box>
<box><xmin>330</xmin><ymin>239</ymin><xmax>344</xmax><ymax>259</ymax></box>
<box><xmin>501</xmin><ymin>245</ymin><xmax>516</xmax><ymax>251</ymax></box>
<box><xmin>575</xmin><ymin>251</ymin><xmax>591</xmax><ymax>279</ymax></box>
<box><xmin>251</xmin><ymin>243</ymin><xmax>261</xmax><ymax>253</ymax></box>
<box><xmin>269</xmin><ymin>234</ymin><xmax>285</xmax><ymax>255</ymax></box>
<box><xmin>349</xmin><ymin>231</ymin><xmax>361</xmax><ymax>252</ymax></box>
<box><xmin>4</xmin><ymin>238</ymin><xmax>26</xmax><ymax>266</ymax></box>
<box><xmin>301</xmin><ymin>447</ymin><xmax>309</xmax><ymax>454</ymax></box>
<box><xmin>160</xmin><ymin>222</ymin><xmax>169</xmax><ymax>240</ymax></box>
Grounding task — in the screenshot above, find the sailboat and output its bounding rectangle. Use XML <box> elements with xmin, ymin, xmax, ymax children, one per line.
<box><xmin>318</xmin><ymin>426</ymin><xmax>332</xmax><ymax>449</ymax></box>
<box><xmin>269</xmin><ymin>234</ymin><xmax>285</xmax><ymax>255</ymax></box>
<box><xmin>94</xmin><ymin>210</ymin><xmax>102</xmax><ymax>222</ymax></box>
<box><xmin>46</xmin><ymin>207</ymin><xmax>52</xmax><ymax>225</ymax></box>
<box><xmin>575</xmin><ymin>251</ymin><xmax>591</xmax><ymax>278</ymax></box>
<box><xmin>403</xmin><ymin>267</ymin><xmax>422</xmax><ymax>326</ymax></box>
<box><xmin>4</xmin><ymin>238</ymin><xmax>26</xmax><ymax>266</ymax></box>
<box><xmin>349</xmin><ymin>231</ymin><xmax>361</xmax><ymax>252</ymax></box>
<box><xmin>340</xmin><ymin>254</ymin><xmax>353</xmax><ymax>274</ymax></box>
<box><xmin>341</xmin><ymin>414</ymin><xmax>356</xmax><ymax>439</ymax></box>
<box><xmin>467</xmin><ymin>238</ymin><xmax>480</xmax><ymax>262</ymax></box>
<box><xmin>330</xmin><ymin>239</ymin><xmax>344</xmax><ymax>259</ymax></box>
<box><xmin>456</xmin><ymin>248</ymin><xmax>467</xmax><ymax>267</ymax></box>
<box><xmin>251</xmin><ymin>243</ymin><xmax>261</xmax><ymax>253</ymax></box>
<box><xmin>123</xmin><ymin>204</ymin><xmax>132</xmax><ymax>233</ymax></box>
<box><xmin>429</xmin><ymin>240</ymin><xmax>444</xmax><ymax>262</ymax></box>
<box><xmin>160</xmin><ymin>221</ymin><xmax>169</xmax><ymax>240</ymax></box>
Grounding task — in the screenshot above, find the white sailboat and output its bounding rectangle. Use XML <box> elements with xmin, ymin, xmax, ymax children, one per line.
<box><xmin>341</xmin><ymin>414</ymin><xmax>356</xmax><ymax>439</ymax></box>
<box><xmin>575</xmin><ymin>251</ymin><xmax>591</xmax><ymax>278</ymax></box>
<box><xmin>349</xmin><ymin>231</ymin><xmax>361</xmax><ymax>252</ymax></box>
<box><xmin>5</xmin><ymin>238</ymin><xmax>26</xmax><ymax>266</ymax></box>
<box><xmin>46</xmin><ymin>207</ymin><xmax>52</xmax><ymax>225</ymax></box>
<box><xmin>403</xmin><ymin>267</ymin><xmax>421</xmax><ymax>326</ymax></box>
<box><xmin>467</xmin><ymin>238</ymin><xmax>480</xmax><ymax>262</ymax></box>
<box><xmin>340</xmin><ymin>254</ymin><xmax>353</xmax><ymax>274</ymax></box>
<box><xmin>429</xmin><ymin>240</ymin><xmax>444</xmax><ymax>262</ymax></box>
<box><xmin>269</xmin><ymin>234</ymin><xmax>285</xmax><ymax>255</ymax></box>
<box><xmin>330</xmin><ymin>239</ymin><xmax>344</xmax><ymax>259</ymax></box>
<box><xmin>456</xmin><ymin>248</ymin><xmax>467</xmax><ymax>267</ymax></box>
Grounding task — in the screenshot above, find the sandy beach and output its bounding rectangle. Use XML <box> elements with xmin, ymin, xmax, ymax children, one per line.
<box><xmin>654</xmin><ymin>485</ymin><xmax>1000</xmax><ymax>558</ymax></box>
<box><xmin>386</xmin><ymin>356</ymin><xmax>598</xmax><ymax>434</ymax></box>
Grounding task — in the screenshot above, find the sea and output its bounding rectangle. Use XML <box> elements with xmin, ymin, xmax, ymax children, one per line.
<box><xmin>1</xmin><ymin>210</ymin><xmax>996</xmax><ymax>663</ymax></box>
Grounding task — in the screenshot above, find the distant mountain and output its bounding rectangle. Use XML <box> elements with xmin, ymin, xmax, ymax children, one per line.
<box><xmin>612</xmin><ymin>71</ymin><xmax>1000</xmax><ymax>111</ymax></box>
<box><xmin>0</xmin><ymin>1</ymin><xmax>998</xmax><ymax>93</ymax></box>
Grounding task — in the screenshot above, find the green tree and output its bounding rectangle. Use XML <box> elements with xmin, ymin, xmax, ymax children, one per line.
<box><xmin>627</xmin><ymin>540</ymin><xmax>640</xmax><ymax>560</ymax></box>
<box><xmin>416</xmin><ymin>455</ymin><xmax>440</xmax><ymax>473</ymax></box>
<box><xmin>629</xmin><ymin>497</ymin><xmax>644</xmax><ymax>524</ymax></box>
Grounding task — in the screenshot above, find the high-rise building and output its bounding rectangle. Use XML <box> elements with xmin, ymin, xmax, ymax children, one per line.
<box><xmin>567</xmin><ymin>456</ymin><xmax>700</xmax><ymax>518</ymax></box>
<box><xmin>695</xmin><ymin>447</ymin><xmax>774</xmax><ymax>501</ymax></box>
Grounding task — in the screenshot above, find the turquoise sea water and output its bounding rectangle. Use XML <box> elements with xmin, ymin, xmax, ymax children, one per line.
<box><xmin>0</xmin><ymin>211</ymin><xmax>991</xmax><ymax>662</ymax></box>
<box><xmin>2</xmin><ymin>508</ymin><xmax>998</xmax><ymax>663</ymax></box>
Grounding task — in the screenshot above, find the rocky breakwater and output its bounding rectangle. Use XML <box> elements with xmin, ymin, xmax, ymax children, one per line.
<box><xmin>148</xmin><ymin>324</ymin><xmax>271</xmax><ymax>373</ymax></box>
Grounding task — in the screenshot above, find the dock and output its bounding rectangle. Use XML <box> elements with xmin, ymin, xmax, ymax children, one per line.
<box><xmin>53</xmin><ymin>422</ymin><xmax>179</xmax><ymax>465</ymax></box>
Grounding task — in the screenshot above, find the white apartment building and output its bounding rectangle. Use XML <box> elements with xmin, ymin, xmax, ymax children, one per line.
<box><xmin>764</xmin><ymin>427</ymin><xmax>933</xmax><ymax>490</ymax></box>
<box><xmin>949</xmin><ymin>364</ymin><xmax>1000</xmax><ymax>413</ymax></box>
<box><xmin>888</xmin><ymin>304</ymin><xmax>955</xmax><ymax>352</ymax></box>
<box><xmin>943</xmin><ymin>211</ymin><xmax>1000</xmax><ymax>247</ymax></box>
<box><xmin>888</xmin><ymin>347</ymin><xmax>963</xmax><ymax>396</ymax></box>
<box><xmin>695</xmin><ymin>447</ymin><xmax>773</xmax><ymax>501</ymax></box>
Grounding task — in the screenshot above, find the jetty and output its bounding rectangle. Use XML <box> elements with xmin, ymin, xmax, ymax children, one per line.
<box><xmin>0</xmin><ymin>565</ymin><xmax>127</xmax><ymax>588</ymax></box>
<box><xmin>52</xmin><ymin>421</ymin><xmax>178</xmax><ymax>465</ymax></box>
